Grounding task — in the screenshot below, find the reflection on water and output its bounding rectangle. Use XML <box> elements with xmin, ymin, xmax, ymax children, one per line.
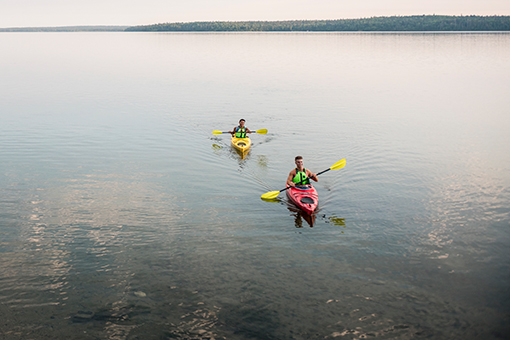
<box><xmin>287</xmin><ymin>206</ymin><xmax>348</xmax><ymax>229</ymax></box>
<box><xmin>286</xmin><ymin>202</ymin><xmax>317</xmax><ymax>228</ymax></box>
<box><xmin>328</xmin><ymin>215</ymin><xmax>346</xmax><ymax>226</ymax></box>
<box><xmin>210</xmin><ymin>139</ymin><xmax>250</xmax><ymax>164</ymax></box>
<box><xmin>262</xmin><ymin>195</ymin><xmax>347</xmax><ymax>229</ymax></box>
<box><xmin>232</xmin><ymin>147</ymin><xmax>249</xmax><ymax>160</ymax></box>
<box><xmin>260</xmin><ymin>197</ymin><xmax>281</xmax><ymax>204</ymax></box>
<box><xmin>289</xmin><ymin>208</ymin><xmax>316</xmax><ymax>228</ymax></box>
<box><xmin>255</xmin><ymin>155</ymin><xmax>268</xmax><ymax>168</ymax></box>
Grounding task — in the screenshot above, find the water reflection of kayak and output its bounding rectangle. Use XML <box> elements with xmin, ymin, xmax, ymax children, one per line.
<box><xmin>231</xmin><ymin>136</ymin><xmax>251</xmax><ymax>153</ymax></box>
<box><xmin>285</xmin><ymin>183</ymin><xmax>318</xmax><ymax>215</ymax></box>
<box><xmin>287</xmin><ymin>204</ymin><xmax>316</xmax><ymax>228</ymax></box>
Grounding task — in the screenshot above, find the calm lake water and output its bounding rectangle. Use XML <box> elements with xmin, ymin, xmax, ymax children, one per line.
<box><xmin>1</xmin><ymin>32</ymin><xmax>509</xmax><ymax>339</ymax></box>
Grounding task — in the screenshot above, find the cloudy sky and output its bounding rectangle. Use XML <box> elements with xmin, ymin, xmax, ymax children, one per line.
<box><xmin>1</xmin><ymin>0</ymin><xmax>509</xmax><ymax>27</ymax></box>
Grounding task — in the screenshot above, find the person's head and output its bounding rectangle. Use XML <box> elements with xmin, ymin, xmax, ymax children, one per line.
<box><xmin>239</xmin><ymin>119</ymin><xmax>246</xmax><ymax>127</ymax></box>
<box><xmin>295</xmin><ymin>156</ymin><xmax>304</xmax><ymax>168</ymax></box>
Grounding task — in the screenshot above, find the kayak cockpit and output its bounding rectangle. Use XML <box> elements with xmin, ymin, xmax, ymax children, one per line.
<box><xmin>300</xmin><ymin>197</ymin><xmax>315</xmax><ymax>204</ymax></box>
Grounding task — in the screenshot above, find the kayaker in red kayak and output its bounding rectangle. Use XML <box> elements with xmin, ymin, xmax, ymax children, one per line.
<box><xmin>229</xmin><ymin>119</ymin><xmax>252</xmax><ymax>138</ymax></box>
<box><xmin>286</xmin><ymin>156</ymin><xmax>318</xmax><ymax>187</ymax></box>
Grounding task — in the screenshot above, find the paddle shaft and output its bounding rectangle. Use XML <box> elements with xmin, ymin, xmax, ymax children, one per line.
<box><xmin>213</xmin><ymin>129</ymin><xmax>266</xmax><ymax>135</ymax></box>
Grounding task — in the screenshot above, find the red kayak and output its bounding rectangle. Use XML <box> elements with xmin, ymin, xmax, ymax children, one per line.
<box><xmin>286</xmin><ymin>183</ymin><xmax>319</xmax><ymax>215</ymax></box>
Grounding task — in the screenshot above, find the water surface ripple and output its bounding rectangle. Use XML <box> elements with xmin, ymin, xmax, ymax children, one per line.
<box><xmin>1</xmin><ymin>32</ymin><xmax>509</xmax><ymax>339</ymax></box>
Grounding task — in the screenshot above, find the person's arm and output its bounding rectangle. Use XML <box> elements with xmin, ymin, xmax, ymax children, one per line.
<box><xmin>246</xmin><ymin>127</ymin><xmax>252</xmax><ymax>134</ymax></box>
<box><xmin>287</xmin><ymin>170</ymin><xmax>296</xmax><ymax>187</ymax></box>
<box><xmin>229</xmin><ymin>127</ymin><xmax>236</xmax><ymax>135</ymax></box>
<box><xmin>307</xmin><ymin>169</ymin><xmax>318</xmax><ymax>182</ymax></box>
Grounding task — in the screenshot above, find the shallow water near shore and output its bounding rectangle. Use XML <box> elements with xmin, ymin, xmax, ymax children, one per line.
<box><xmin>1</xmin><ymin>32</ymin><xmax>510</xmax><ymax>339</ymax></box>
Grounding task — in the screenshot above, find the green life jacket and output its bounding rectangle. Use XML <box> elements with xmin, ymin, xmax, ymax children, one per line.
<box><xmin>235</xmin><ymin>126</ymin><xmax>246</xmax><ymax>138</ymax></box>
<box><xmin>293</xmin><ymin>168</ymin><xmax>310</xmax><ymax>185</ymax></box>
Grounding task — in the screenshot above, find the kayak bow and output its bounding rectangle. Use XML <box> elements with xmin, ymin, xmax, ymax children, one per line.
<box><xmin>231</xmin><ymin>136</ymin><xmax>251</xmax><ymax>153</ymax></box>
<box><xmin>286</xmin><ymin>183</ymin><xmax>318</xmax><ymax>215</ymax></box>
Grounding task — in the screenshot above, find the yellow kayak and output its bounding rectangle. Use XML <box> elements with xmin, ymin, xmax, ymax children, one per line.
<box><xmin>231</xmin><ymin>136</ymin><xmax>251</xmax><ymax>153</ymax></box>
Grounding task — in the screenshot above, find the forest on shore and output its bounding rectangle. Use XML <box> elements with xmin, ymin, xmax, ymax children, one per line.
<box><xmin>2</xmin><ymin>16</ymin><xmax>508</xmax><ymax>32</ymax></box>
<box><xmin>126</xmin><ymin>15</ymin><xmax>510</xmax><ymax>32</ymax></box>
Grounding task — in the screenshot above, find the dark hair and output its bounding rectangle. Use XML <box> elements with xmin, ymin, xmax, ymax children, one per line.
<box><xmin>239</xmin><ymin>119</ymin><xmax>245</xmax><ymax>122</ymax></box>
<box><xmin>295</xmin><ymin>156</ymin><xmax>303</xmax><ymax>161</ymax></box>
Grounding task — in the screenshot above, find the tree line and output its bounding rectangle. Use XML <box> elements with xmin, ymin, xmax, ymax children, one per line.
<box><xmin>125</xmin><ymin>15</ymin><xmax>510</xmax><ymax>32</ymax></box>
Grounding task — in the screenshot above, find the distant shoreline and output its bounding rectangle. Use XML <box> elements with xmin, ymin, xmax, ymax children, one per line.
<box><xmin>0</xmin><ymin>26</ymin><xmax>129</xmax><ymax>32</ymax></box>
<box><xmin>2</xmin><ymin>15</ymin><xmax>510</xmax><ymax>32</ymax></box>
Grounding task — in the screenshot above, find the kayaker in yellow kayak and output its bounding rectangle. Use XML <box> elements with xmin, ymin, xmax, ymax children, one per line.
<box><xmin>286</xmin><ymin>156</ymin><xmax>318</xmax><ymax>188</ymax></box>
<box><xmin>229</xmin><ymin>119</ymin><xmax>252</xmax><ymax>138</ymax></box>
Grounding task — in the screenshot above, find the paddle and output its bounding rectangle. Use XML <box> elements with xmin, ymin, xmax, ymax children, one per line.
<box><xmin>261</xmin><ymin>159</ymin><xmax>346</xmax><ymax>200</ymax></box>
<box><xmin>213</xmin><ymin>129</ymin><xmax>267</xmax><ymax>135</ymax></box>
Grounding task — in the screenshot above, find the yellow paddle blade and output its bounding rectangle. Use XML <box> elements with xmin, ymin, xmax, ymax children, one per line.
<box><xmin>212</xmin><ymin>130</ymin><xmax>224</xmax><ymax>135</ymax></box>
<box><xmin>255</xmin><ymin>129</ymin><xmax>267</xmax><ymax>135</ymax></box>
<box><xmin>261</xmin><ymin>197</ymin><xmax>280</xmax><ymax>203</ymax></box>
<box><xmin>330</xmin><ymin>159</ymin><xmax>346</xmax><ymax>170</ymax></box>
<box><xmin>261</xmin><ymin>190</ymin><xmax>280</xmax><ymax>200</ymax></box>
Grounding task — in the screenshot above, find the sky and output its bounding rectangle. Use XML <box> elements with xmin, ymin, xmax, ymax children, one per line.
<box><xmin>1</xmin><ymin>0</ymin><xmax>509</xmax><ymax>28</ymax></box>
